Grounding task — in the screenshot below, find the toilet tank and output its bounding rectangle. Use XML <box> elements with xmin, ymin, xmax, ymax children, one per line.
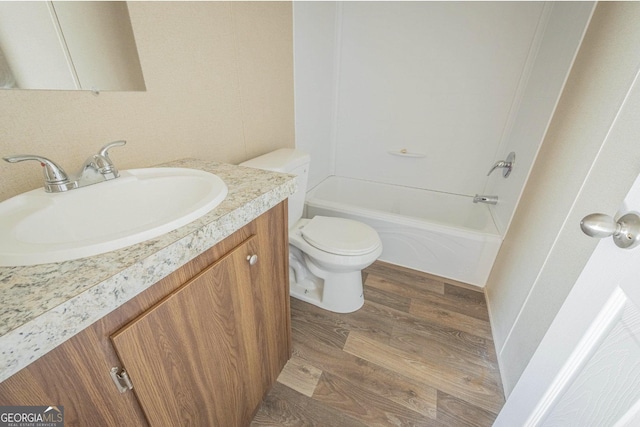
<box><xmin>239</xmin><ymin>148</ymin><xmax>310</xmax><ymax>228</ymax></box>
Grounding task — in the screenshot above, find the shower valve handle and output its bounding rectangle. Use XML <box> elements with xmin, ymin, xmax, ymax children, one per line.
<box><xmin>487</xmin><ymin>152</ymin><xmax>516</xmax><ymax>178</ymax></box>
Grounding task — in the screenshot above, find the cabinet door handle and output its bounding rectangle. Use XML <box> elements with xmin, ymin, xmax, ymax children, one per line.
<box><xmin>246</xmin><ymin>254</ymin><xmax>258</xmax><ymax>265</ymax></box>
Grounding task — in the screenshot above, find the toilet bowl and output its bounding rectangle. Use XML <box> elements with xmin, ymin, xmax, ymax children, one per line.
<box><xmin>289</xmin><ymin>217</ymin><xmax>382</xmax><ymax>313</ymax></box>
<box><xmin>240</xmin><ymin>149</ymin><xmax>382</xmax><ymax>313</ymax></box>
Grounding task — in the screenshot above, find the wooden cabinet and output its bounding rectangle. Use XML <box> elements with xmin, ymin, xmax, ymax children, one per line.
<box><xmin>112</xmin><ymin>232</ymin><xmax>287</xmax><ymax>425</ymax></box>
<box><xmin>0</xmin><ymin>202</ymin><xmax>290</xmax><ymax>426</ymax></box>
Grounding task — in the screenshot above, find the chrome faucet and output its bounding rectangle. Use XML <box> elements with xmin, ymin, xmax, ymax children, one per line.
<box><xmin>473</xmin><ymin>194</ymin><xmax>498</xmax><ymax>205</ymax></box>
<box><xmin>3</xmin><ymin>140</ymin><xmax>126</xmax><ymax>193</ymax></box>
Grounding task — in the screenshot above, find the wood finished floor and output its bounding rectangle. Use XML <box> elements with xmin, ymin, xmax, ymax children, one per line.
<box><xmin>251</xmin><ymin>261</ymin><xmax>504</xmax><ymax>427</ymax></box>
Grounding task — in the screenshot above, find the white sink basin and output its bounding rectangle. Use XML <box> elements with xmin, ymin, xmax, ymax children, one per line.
<box><xmin>0</xmin><ymin>168</ymin><xmax>227</xmax><ymax>266</ymax></box>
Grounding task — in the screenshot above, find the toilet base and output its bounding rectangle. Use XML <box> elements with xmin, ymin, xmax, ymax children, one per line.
<box><xmin>288</xmin><ymin>243</ymin><xmax>373</xmax><ymax>314</ymax></box>
<box><xmin>289</xmin><ymin>270</ymin><xmax>365</xmax><ymax>314</ymax></box>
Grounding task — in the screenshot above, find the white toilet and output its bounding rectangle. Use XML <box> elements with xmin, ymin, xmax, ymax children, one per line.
<box><xmin>240</xmin><ymin>148</ymin><xmax>382</xmax><ymax>313</ymax></box>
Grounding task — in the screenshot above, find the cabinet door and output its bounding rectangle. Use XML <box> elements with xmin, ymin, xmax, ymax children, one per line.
<box><xmin>111</xmin><ymin>235</ymin><xmax>266</xmax><ymax>426</ymax></box>
<box><xmin>249</xmin><ymin>200</ymin><xmax>291</xmax><ymax>390</ymax></box>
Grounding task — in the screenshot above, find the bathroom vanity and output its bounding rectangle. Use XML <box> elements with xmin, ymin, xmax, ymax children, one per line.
<box><xmin>0</xmin><ymin>160</ymin><xmax>295</xmax><ymax>425</ymax></box>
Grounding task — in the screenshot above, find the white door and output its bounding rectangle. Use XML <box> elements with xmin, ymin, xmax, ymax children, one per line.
<box><xmin>494</xmin><ymin>172</ymin><xmax>640</xmax><ymax>426</ymax></box>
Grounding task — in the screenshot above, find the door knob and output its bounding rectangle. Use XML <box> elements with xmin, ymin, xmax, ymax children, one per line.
<box><xmin>246</xmin><ymin>254</ymin><xmax>258</xmax><ymax>265</ymax></box>
<box><xmin>580</xmin><ymin>212</ymin><xmax>640</xmax><ymax>249</ymax></box>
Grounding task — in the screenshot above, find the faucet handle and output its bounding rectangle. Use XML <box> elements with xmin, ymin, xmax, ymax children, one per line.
<box><xmin>3</xmin><ymin>155</ymin><xmax>75</xmax><ymax>192</ymax></box>
<box><xmin>98</xmin><ymin>140</ymin><xmax>126</xmax><ymax>158</ymax></box>
<box><xmin>487</xmin><ymin>161</ymin><xmax>508</xmax><ymax>176</ymax></box>
<box><xmin>487</xmin><ymin>151</ymin><xmax>516</xmax><ymax>178</ymax></box>
<box><xmin>96</xmin><ymin>140</ymin><xmax>126</xmax><ymax>175</ymax></box>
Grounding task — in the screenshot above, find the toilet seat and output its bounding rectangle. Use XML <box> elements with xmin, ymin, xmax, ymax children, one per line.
<box><xmin>301</xmin><ymin>216</ymin><xmax>380</xmax><ymax>256</ymax></box>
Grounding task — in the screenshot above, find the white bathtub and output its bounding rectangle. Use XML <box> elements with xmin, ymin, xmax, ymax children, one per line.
<box><xmin>305</xmin><ymin>176</ymin><xmax>503</xmax><ymax>287</ymax></box>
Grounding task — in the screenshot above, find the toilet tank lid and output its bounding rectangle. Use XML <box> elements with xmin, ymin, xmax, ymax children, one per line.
<box><xmin>239</xmin><ymin>148</ymin><xmax>310</xmax><ymax>173</ymax></box>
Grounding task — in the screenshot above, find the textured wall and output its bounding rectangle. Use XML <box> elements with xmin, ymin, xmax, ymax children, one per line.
<box><xmin>0</xmin><ymin>2</ymin><xmax>294</xmax><ymax>202</ymax></box>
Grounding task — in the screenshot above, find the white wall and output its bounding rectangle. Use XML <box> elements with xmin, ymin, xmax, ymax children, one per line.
<box><xmin>486</xmin><ymin>2</ymin><xmax>640</xmax><ymax>396</ymax></box>
<box><xmin>293</xmin><ymin>2</ymin><xmax>337</xmax><ymax>189</ymax></box>
<box><xmin>294</xmin><ymin>2</ymin><xmax>590</xmax><ymax>237</ymax></box>
<box><xmin>334</xmin><ymin>2</ymin><xmax>543</xmax><ymax>196</ymax></box>
<box><xmin>486</xmin><ymin>2</ymin><xmax>595</xmax><ymax>234</ymax></box>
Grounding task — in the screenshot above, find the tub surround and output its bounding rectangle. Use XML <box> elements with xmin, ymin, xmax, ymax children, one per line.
<box><xmin>0</xmin><ymin>159</ymin><xmax>296</xmax><ymax>383</ymax></box>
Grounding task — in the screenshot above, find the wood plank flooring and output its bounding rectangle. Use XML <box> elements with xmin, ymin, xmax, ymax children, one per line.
<box><xmin>251</xmin><ymin>261</ymin><xmax>504</xmax><ymax>426</ymax></box>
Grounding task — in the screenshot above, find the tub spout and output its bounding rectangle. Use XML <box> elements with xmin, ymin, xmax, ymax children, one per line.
<box><xmin>473</xmin><ymin>194</ymin><xmax>498</xmax><ymax>205</ymax></box>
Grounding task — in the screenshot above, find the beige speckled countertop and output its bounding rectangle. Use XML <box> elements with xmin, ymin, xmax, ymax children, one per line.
<box><xmin>0</xmin><ymin>159</ymin><xmax>295</xmax><ymax>382</ymax></box>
